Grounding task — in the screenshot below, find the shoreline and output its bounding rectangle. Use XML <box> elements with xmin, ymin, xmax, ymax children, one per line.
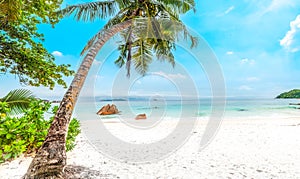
<box><xmin>1</xmin><ymin>116</ymin><xmax>300</xmax><ymax>178</ymax></box>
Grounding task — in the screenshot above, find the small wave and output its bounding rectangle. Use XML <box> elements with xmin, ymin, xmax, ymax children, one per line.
<box><xmin>99</xmin><ymin>98</ymin><xmax>127</xmax><ymax>101</ymax></box>
<box><xmin>99</xmin><ymin>115</ymin><xmax>120</xmax><ymax>119</ymax></box>
<box><xmin>136</xmin><ymin>106</ymin><xmax>159</xmax><ymax>110</ymax></box>
<box><xmin>263</xmin><ymin>106</ymin><xmax>298</xmax><ymax>110</ymax></box>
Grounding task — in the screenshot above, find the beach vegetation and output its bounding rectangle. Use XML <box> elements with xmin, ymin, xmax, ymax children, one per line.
<box><xmin>0</xmin><ymin>0</ymin><xmax>74</xmax><ymax>89</ymax></box>
<box><xmin>0</xmin><ymin>99</ymin><xmax>80</xmax><ymax>163</ymax></box>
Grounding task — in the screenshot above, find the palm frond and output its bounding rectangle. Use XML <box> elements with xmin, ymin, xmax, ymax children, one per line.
<box><xmin>114</xmin><ymin>44</ymin><xmax>127</xmax><ymax>68</ymax></box>
<box><xmin>150</xmin><ymin>19</ymin><xmax>164</xmax><ymax>40</ymax></box>
<box><xmin>58</xmin><ymin>1</ymin><xmax>118</xmax><ymax>22</ymax></box>
<box><xmin>157</xmin><ymin>0</ymin><xmax>196</xmax><ymax>14</ymax></box>
<box><xmin>114</xmin><ymin>0</ymin><xmax>132</xmax><ymax>9</ymax></box>
<box><xmin>152</xmin><ymin>39</ymin><xmax>175</xmax><ymax>67</ymax></box>
<box><xmin>157</xmin><ymin>8</ymin><xmax>199</xmax><ymax>48</ymax></box>
<box><xmin>0</xmin><ymin>89</ymin><xmax>35</xmax><ymax>115</ymax></box>
<box><xmin>114</xmin><ymin>27</ymin><xmax>135</xmax><ymax>76</ymax></box>
<box><xmin>132</xmin><ymin>39</ymin><xmax>153</xmax><ymax>75</ymax></box>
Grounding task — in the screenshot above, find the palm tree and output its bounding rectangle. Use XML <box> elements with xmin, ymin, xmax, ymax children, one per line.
<box><xmin>25</xmin><ymin>0</ymin><xmax>197</xmax><ymax>178</ymax></box>
<box><xmin>0</xmin><ymin>89</ymin><xmax>35</xmax><ymax>116</ymax></box>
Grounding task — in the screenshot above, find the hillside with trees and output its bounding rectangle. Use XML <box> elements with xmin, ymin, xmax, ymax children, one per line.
<box><xmin>276</xmin><ymin>89</ymin><xmax>300</xmax><ymax>99</ymax></box>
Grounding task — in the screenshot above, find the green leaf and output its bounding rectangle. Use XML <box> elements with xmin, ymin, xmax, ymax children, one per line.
<box><xmin>6</xmin><ymin>133</ymin><xmax>12</xmax><ymax>139</ymax></box>
<box><xmin>58</xmin><ymin>1</ymin><xmax>118</xmax><ymax>22</ymax></box>
<box><xmin>4</xmin><ymin>145</ymin><xmax>11</xmax><ymax>152</ymax></box>
<box><xmin>29</xmin><ymin>136</ymin><xmax>35</xmax><ymax>143</ymax></box>
<box><xmin>0</xmin><ymin>129</ymin><xmax>7</xmax><ymax>135</ymax></box>
<box><xmin>3</xmin><ymin>153</ymin><xmax>12</xmax><ymax>160</ymax></box>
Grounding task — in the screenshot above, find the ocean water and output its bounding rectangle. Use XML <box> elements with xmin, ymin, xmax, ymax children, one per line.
<box><xmin>73</xmin><ymin>97</ymin><xmax>300</xmax><ymax>121</ymax></box>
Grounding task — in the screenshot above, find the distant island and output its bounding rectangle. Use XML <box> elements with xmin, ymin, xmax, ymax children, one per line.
<box><xmin>276</xmin><ymin>89</ymin><xmax>300</xmax><ymax>99</ymax></box>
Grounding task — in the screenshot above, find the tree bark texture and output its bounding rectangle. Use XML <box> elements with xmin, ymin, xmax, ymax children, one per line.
<box><xmin>24</xmin><ymin>21</ymin><xmax>131</xmax><ymax>179</ymax></box>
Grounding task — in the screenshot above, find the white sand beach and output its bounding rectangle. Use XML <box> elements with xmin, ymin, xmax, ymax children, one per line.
<box><xmin>1</xmin><ymin>116</ymin><xmax>300</xmax><ymax>178</ymax></box>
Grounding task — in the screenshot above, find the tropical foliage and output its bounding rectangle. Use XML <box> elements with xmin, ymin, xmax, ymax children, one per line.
<box><xmin>0</xmin><ymin>89</ymin><xmax>35</xmax><ymax>115</ymax></box>
<box><xmin>0</xmin><ymin>100</ymin><xmax>80</xmax><ymax>163</ymax></box>
<box><xmin>60</xmin><ymin>0</ymin><xmax>197</xmax><ymax>76</ymax></box>
<box><xmin>276</xmin><ymin>89</ymin><xmax>300</xmax><ymax>99</ymax></box>
<box><xmin>0</xmin><ymin>0</ymin><xmax>74</xmax><ymax>89</ymax></box>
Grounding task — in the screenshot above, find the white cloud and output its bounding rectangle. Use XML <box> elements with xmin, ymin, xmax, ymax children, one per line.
<box><xmin>239</xmin><ymin>85</ymin><xmax>252</xmax><ymax>91</ymax></box>
<box><xmin>280</xmin><ymin>15</ymin><xmax>300</xmax><ymax>52</ymax></box>
<box><xmin>253</xmin><ymin>0</ymin><xmax>297</xmax><ymax>17</ymax></box>
<box><xmin>226</xmin><ymin>51</ymin><xmax>234</xmax><ymax>55</ymax></box>
<box><xmin>217</xmin><ymin>6</ymin><xmax>235</xmax><ymax>17</ymax></box>
<box><xmin>240</xmin><ymin>58</ymin><xmax>248</xmax><ymax>64</ymax></box>
<box><xmin>246</xmin><ymin>77</ymin><xmax>260</xmax><ymax>82</ymax></box>
<box><xmin>51</xmin><ymin>51</ymin><xmax>63</xmax><ymax>57</ymax></box>
<box><xmin>265</xmin><ymin>0</ymin><xmax>295</xmax><ymax>12</ymax></box>
<box><xmin>225</xmin><ymin>6</ymin><xmax>235</xmax><ymax>14</ymax></box>
<box><xmin>240</xmin><ymin>58</ymin><xmax>255</xmax><ymax>65</ymax></box>
<box><xmin>152</xmin><ymin>71</ymin><xmax>186</xmax><ymax>80</ymax></box>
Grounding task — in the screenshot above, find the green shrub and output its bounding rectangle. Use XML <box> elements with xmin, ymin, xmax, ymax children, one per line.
<box><xmin>0</xmin><ymin>100</ymin><xmax>80</xmax><ymax>163</ymax></box>
<box><xmin>66</xmin><ymin>119</ymin><xmax>81</xmax><ymax>151</ymax></box>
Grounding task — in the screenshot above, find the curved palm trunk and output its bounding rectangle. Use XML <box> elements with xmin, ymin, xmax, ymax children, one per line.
<box><xmin>24</xmin><ymin>21</ymin><xmax>131</xmax><ymax>179</ymax></box>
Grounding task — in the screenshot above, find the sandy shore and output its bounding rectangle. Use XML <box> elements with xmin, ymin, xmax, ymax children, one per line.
<box><xmin>1</xmin><ymin>116</ymin><xmax>300</xmax><ymax>178</ymax></box>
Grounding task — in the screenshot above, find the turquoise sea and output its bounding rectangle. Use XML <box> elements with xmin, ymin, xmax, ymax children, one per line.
<box><xmin>73</xmin><ymin>97</ymin><xmax>300</xmax><ymax>121</ymax></box>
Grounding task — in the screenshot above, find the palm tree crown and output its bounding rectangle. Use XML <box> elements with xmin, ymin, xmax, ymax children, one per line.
<box><xmin>60</xmin><ymin>0</ymin><xmax>197</xmax><ymax>76</ymax></box>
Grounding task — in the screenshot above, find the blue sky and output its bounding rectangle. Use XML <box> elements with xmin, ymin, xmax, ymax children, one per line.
<box><xmin>1</xmin><ymin>0</ymin><xmax>300</xmax><ymax>99</ymax></box>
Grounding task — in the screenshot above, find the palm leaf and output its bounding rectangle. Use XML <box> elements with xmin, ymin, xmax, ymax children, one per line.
<box><xmin>114</xmin><ymin>43</ymin><xmax>127</xmax><ymax>68</ymax></box>
<box><xmin>114</xmin><ymin>0</ymin><xmax>132</xmax><ymax>9</ymax></box>
<box><xmin>156</xmin><ymin>7</ymin><xmax>199</xmax><ymax>48</ymax></box>
<box><xmin>58</xmin><ymin>1</ymin><xmax>118</xmax><ymax>22</ymax></box>
<box><xmin>0</xmin><ymin>89</ymin><xmax>35</xmax><ymax>115</ymax></box>
<box><xmin>157</xmin><ymin>0</ymin><xmax>196</xmax><ymax>14</ymax></box>
<box><xmin>132</xmin><ymin>39</ymin><xmax>153</xmax><ymax>75</ymax></box>
<box><xmin>152</xmin><ymin>39</ymin><xmax>175</xmax><ymax>67</ymax></box>
<box><xmin>114</xmin><ymin>26</ymin><xmax>136</xmax><ymax>76</ymax></box>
